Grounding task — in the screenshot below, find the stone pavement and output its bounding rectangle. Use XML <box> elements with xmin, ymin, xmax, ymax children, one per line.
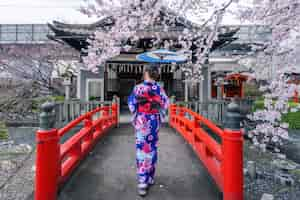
<box><xmin>58</xmin><ymin>123</ymin><xmax>220</xmax><ymax>200</ymax></box>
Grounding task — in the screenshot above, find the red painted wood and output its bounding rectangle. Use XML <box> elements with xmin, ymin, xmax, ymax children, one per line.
<box><xmin>35</xmin><ymin>129</ymin><xmax>60</xmax><ymax>200</ymax></box>
<box><xmin>35</xmin><ymin>103</ymin><xmax>119</xmax><ymax>200</ymax></box>
<box><xmin>169</xmin><ymin>104</ymin><xmax>243</xmax><ymax>200</ymax></box>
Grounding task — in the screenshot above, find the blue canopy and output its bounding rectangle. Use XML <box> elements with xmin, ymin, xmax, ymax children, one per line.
<box><xmin>136</xmin><ymin>49</ymin><xmax>188</xmax><ymax>64</ymax></box>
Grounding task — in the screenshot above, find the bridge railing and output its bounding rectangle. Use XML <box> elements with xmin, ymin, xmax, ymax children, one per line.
<box><xmin>169</xmin><ymin>100</ymin><xmax>243</xmax><ymax>200</ymax></box>
<box><xmin>175</xmin><ymin>100</ymin><xmax>227</xmax><ymax>126</ymax></box>
<box><xmin>35</xmin><ymin>97</ymin><xmax>119</xmax><ymax>200</ymax></box>
<box><xmin>174</xmin><ymin>98</ymin><xmax>254</xmax><ymax>126</ymax></box>
<box><xmin>54</xmin><ymin>100</ymin><xmax>115</xmax><ymax>128</ymax></box>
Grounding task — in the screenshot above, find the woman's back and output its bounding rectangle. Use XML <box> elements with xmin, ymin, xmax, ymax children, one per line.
<box><xmin>128</xmin><ymin>81</ymin><xmax>168</xmax><ymax>116</ymax></box>
<box><xmin>134</xmin><ymin>81</ymin><xmax>164</xmax><ymax>114</ymax></box>
<box><xmin>127</xmin><ymin>65</ymin><xmax>169</xmax><ymax>197</ymax></box>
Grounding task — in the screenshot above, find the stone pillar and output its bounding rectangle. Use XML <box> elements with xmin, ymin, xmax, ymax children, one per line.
<box><xmin>202</xmin><ymin>65</ymin><xmax>209</xmax><ymax>103</ymax></box>
<box><xmin>63</xmin><ymin>77</ymin><xmax>72</xmax><ymax>100</ymax></box>
<box><xmin>207</xmin><ymin>67</ymin><xmax>212</xmax><ymax>101</ymax></box>
<box><xmin>216</xmin><ymin>78</ymin><xmax>223</xmax><ymax>100</ymax></box>
<box><xmin>198</xmin><ymin>79</ymin><xmax>203</xmax><ymax>102</ymax></box>
<box><xmin>77</xmin><ymin>68</ymin><xmax>82</xmax><ymax>99</ymax></box>
<box><xmin>65</xmin><ymin>86</ymin><xmax>70</xmax><ymax>100</ymax></box>
<box><xmin>198</xmin><ymin>64</ymin><xmax>210</xmax><ymax>102</ymax></box>
<box><xmin>198</xmin><ymin>65</ymin><xmax>210</xmax><ymax>115</ymax></box>
<box><xmin>217</xmin><ymin>85</ymin><xmax>222</xmax><ymax>100</ymax></box>
<box><xmin>184</xmin><ymin>80</ymin><xmax>189</xmax><ymax>102</ymax></box>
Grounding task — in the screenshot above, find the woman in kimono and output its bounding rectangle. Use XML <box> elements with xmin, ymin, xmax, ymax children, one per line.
<box><xmin>128</xmin><ymin>64</ymin><xmax>169</xmax><ymax>196</ymax></box>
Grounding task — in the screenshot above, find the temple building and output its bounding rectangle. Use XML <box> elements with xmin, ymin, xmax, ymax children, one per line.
<box><xmin>48</xmin><ymin>9</ymin><xmax>270</xmax><ymax>106</ymax></box>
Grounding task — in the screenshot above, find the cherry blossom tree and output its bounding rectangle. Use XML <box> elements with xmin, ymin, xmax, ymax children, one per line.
<box><xmin>80</xmin><ymin>0</ymin><xmax>236</xmax><ymax>80</ymax></box>
<box><xmin>0</xmin><ymin>44</ymin><xmax>79</xmax><ymax>94</ymax></box>
<box><xmin>235</xmin><ymin>0</ymin><xmax>300</xmax><ymax>151</ymax></box>
<box><xmin>80</xmin><ymin>0</ymin><xmax>300</xmax><ymax>150</ymax></box>
<box><xmin>0</xmin><ymin>45</ymin><xmax>54</xmax><ymax>93</ymax></box>
<box><xmin>0</xmin><ymin>43</ymin><xmax>79</xmax><ymax>121</ymax></box>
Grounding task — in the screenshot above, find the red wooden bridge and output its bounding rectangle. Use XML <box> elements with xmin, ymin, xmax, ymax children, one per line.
<box><xmin>34</xmin><ymin>99</ymin><xmax>243</xmax><ymax>200</ymax></box>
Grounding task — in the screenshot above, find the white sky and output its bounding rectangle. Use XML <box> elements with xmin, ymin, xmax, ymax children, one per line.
<box><xmin>0</xmin><ymin>0</ymin><xmax>244</xmax><ymax>25</ymax></box>
<box><xmin>0</xmin><ymin>0</ymin><xmax>97</xmax><ymax>24</ymax></box>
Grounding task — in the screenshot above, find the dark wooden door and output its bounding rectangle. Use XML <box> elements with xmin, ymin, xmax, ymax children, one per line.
<box><xmin>119</xmin><ymin>79</ymin><xmax>136</xmax><ymax>108</ymax></box>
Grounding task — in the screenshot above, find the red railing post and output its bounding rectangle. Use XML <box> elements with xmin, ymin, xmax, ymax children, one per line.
<box><xmin>35</xmin><ymin>102</ymin><xmax>60</xmax><ymax>200</ymax></box>
<box><xmin>112</xmin><ymin>95</ymin><xmax>120</xmax><ymax>127</ymax></box>
<box><xmin>192</xmin><ymin>115</ymin><xmax>201</xmax><ymax>147</ymax></box>
<box><xmin>222</xmin><ymin>100</ymin><xmax>243</xmax><ymax>200</ymax></box>
<box><xmin>168</xmin><ymin>96</ymin><xmax>175</xmax><ymax>126</ymax></box>
<box><xmin>168</xmin><ymin>104</ymin><xmax>176</xmax><ymax>128</ymax></box>
<box><xmin>83</xmin><ymin>114</ymin><xmax>93</xmax><ymax>143</ymax></box>
<box><xmin>102</xmin><ymin>106</ymin><xmax>110</xmax><ymax>128</ymax></box>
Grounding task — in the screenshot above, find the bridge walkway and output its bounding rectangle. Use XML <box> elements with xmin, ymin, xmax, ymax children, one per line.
<box><xmin>58</xmin><ymin>122</ymin><xmax>220</xmax><ymax>200</ymax></box>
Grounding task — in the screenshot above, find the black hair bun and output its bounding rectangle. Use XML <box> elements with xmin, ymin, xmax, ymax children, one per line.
<box><xmin>144</xmin><ymin>64</ymin><xmax>160</xmax><ymax>80</ymax></box>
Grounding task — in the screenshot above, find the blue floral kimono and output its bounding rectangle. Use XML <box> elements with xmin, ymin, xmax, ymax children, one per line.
<box><xmin>128</xmin><ymin>80</ymin><xmax>169</xmax><ymax>186</ymax></box>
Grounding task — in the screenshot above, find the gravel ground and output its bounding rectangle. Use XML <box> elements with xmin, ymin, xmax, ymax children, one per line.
<box><xmin>244</xmin><ymin>140</ymin><xmax>300</xmax><ymax>200</ymax></box>
<box><xmin>0</xmin><ymin>141</ymin><xmax>35</xmax><ymax>200</ymax></box>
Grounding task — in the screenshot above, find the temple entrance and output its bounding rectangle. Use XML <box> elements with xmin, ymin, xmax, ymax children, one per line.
<box><xmin>104</xmin><ymin>61</ymin><xmax>180</xmax><ymax>110</ymax></box>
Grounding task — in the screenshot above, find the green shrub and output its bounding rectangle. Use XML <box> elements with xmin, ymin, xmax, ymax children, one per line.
<box><xmin>289</xmin><ymin>102</ymin><xmax>299</xmax><ymax>108</ymax></box>
<box><xmin>0</xmin><ymin>121</ymin><xmax>8</xmax><ymax>140</ymax></box>
<box><xmin>253</xmin><ymin>100</ymin><xmax>265</xmax><ymax>111</ymax></box>
<box><xmin>31</xmin><ymin>97</ymin><xmax>53</xmax><ymax>111</ymax></box>
<box><xmin>252</xmin><ymin>99</ymin><xmax>300</xmax><ymax>129</ymax></box>
<box><xmin>52</xmin><ymin>95</ymin><xmax>65</xmax><ymax>102</ymax></box>
<box><xmin>89</xmin><ymin>96</ymin><xmax>101</xmax><ymax>101</ymax></box>
<box><xmin>30</xmin><ymin>96</ymin><xmax>65</xmax><ymax>113</ymax></box>
<box><xmin>282</xmin><ymin>111</ymin><xmax>300</xmax><ymax>130</ymax></box>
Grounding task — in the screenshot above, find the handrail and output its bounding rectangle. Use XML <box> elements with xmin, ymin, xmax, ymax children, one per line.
<box><xmin>58</xmin><ymin>115</ymin><xmax>87</xmax><ymax>137</ymax></box>
<box><xmin>35</xmin><ymin>98</ymin><xmax>119</xmax><ymax>200</ymax></box>
<box><xmin>169</xmin><ymin>103</ymin><xmax>243</xmax><ymax>200</ymax></box>
<box><xmin>57</xmin><ymin>106</ymin><xmax>109</xmax><ymax>137</ymax></box>
<box><xmin>172</xmin><ymin>99</ymin><xmax>253</xmax><ymax>127</ymax></box>
<box><xmin>54</xmin><ymin>100</ymin><xmax>113</xmax><ymax>128</ymax></box>
<box><xmin>173</xmin><ymin>106</ymin><xmax>224</xmax><ymax>137</ymax></box>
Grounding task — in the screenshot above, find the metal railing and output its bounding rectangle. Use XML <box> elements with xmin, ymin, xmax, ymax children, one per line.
<box><xmin>54</xmin><ymin>100</ymin><xmax>115</xmax><ymax>128</ymax></box>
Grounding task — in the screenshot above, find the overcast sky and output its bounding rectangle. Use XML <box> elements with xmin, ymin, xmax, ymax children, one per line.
<box><xmin>0</xmin><ymin>0</ymin><xmax>242</xmax><ymax>25</ymax></box>
<box><xmin>0</xmin><ymin>0</ymin><xmax>98</xmax><ymax>24</ymax></box>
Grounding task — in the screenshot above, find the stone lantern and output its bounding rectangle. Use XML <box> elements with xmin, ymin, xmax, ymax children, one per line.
<box><xmin>62</xmin><ymin>72</ymin><xmax>73</xmax><ymax>100</ymax></box>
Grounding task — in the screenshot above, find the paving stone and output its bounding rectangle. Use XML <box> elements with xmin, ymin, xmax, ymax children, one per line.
<box><xmin>261</xmin><ymin>193</ymin><xmax>274</xmax><ymax>200</ymax></box>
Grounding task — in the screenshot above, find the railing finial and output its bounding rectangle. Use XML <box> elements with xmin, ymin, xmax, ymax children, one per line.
<box><xmin>170</xmin><ymin>96</ymin><xmax>176</xmax><ymax>104</ymax></box>
<box><xmin>39</xmin><ymin>101</ymin><xmax>56</xmax><ymax>130</ymax></box>
<box><xmin>224</xmin><ymin>98</ymin><xmax>242</xmax><ymax>131</ymax></box>
<box><xmin>112</xmin><ymin>95</ymin><xmax>120</xmax><ymax>125</ymax></box>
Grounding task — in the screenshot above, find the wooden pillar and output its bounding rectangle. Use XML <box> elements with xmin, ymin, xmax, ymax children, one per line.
<box><xmin>240</xmin><ymin>82</ymin><xmax>244</xmax><ymax>98</ymax></box>
<box><xmin>184</xmin><ymin>80</ymin><xmax>189</xmax><ymax>102</ymax></box>
<box><xmin>198</xmin><ymin>65</ymin><xmax>209</xmax><ymax>102</ymax></box>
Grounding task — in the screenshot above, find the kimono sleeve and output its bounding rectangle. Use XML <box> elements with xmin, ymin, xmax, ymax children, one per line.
<box><xmin>127</xmin><ymin>86</ymin><xmax>138</xmax><ymax>114</ymax></box>
<box><xmin>159</xmin><ymin>87</ymin><xmax>169</xmax><ymax>118</ymax></box>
